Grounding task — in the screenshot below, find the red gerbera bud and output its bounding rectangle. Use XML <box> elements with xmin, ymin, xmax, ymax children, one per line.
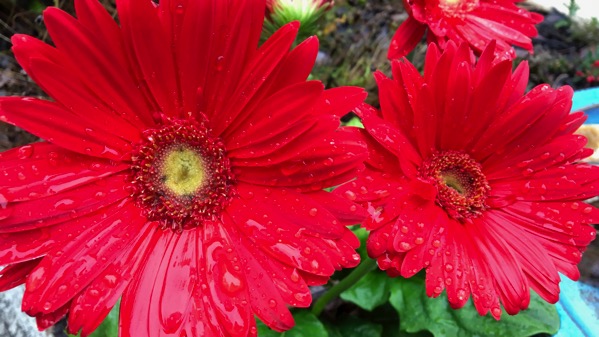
<box><xmin>0</xmin><ymin>0</ymin><xmax>368</xmax><ymax>336</ymax></box>
<box><xmin>389</xmin><ymin>0</ymin><xmax>544</xmax><ymax>60</ymax></box>
<box><xmin>337</xmin><ymin>41</ymin><xmax>599</xmax><ymax>319</ymax></box>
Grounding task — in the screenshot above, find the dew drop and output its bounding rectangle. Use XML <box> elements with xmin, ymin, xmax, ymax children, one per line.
<box><xmin>400</xmin><ymin>226</ymin><xmax>408</xmax><ymax>233</ymax></box>
<box><xmin>27</xmin><ymin>267</ymin><xmax>46</xmax><ymax>292</ymax></box>
<box><xmin>104</xmin><ymin>274</ymin><xmax>117</xmax><ymax>287</ymax></box>
<box><xmin>344</xmin><ymin>190</ymin><xmax>357</xmax><ymax>201</ymax></box>
<box><xmin>309</xmin><ymin>208</ymin><xmax>318</xmax><ymax>216</ymax></box>
<box><xmin>221</xmin><ymin>268</ymin><xmax>244</xmax><ymax>293</ymax></box>
<box><xmin>163</xmin><ymin>312</ymin><xmax>183</xmax><ymax>334</ymax></box>
<box><xmin>432</xmin><ymin>240</ymin><xmax>441</xmax><ymax>248</ymax></box>
<box><xmin>0</xmin><ymin>193</ymin><xmax>7</xmax><ymax>209</ymax></box>
<box><xmin>491</xmin><ymin>307</ymin><xmax>502</xmax><ymax>318</ymax></box>
<box><xmin>215</xmin><ymin>56</ymin><xmax>225</xmax><ymax>71</ymax></box>
<box><xmin>17</xmin><ymin>145</ymin><xmax>33</xmax><ymax>159</ymax></box>
<box><xmin>414</xmin><ymin>237</ymin><xmax>424</xmax><ymax>245</ymax></box>
<box><xmin>399</xmin><ymin>242</ymin><xmax>411</xmax><ymax>250</ymax></box>
<box><xmin>294</xmin><ymin>292</ymin><xmax>308</xmax><ymax>302</ymax></box>
<box><xmin>311</xmin><ymin>260</ymin><xmax>319</xmax><ymax>270</ymax></box>
<box><xmin>445</xmin><ymin>264</ymin><xmax>454</xmax><ymax>272</ymax></box>
<box><xmin>290</xmin><ymin>269</ymin><xmax>300</xmax><ymax>282</ymax></box>
<box><xmin>583</xmin><ymin>207</ymin><xmax>592</xmax><ymax>214</ymax></box>
<box><xmin>54</xmin><ymin>198</ymin><xmax>77</xmax><ymax>211</ymax></box>
<box><xmin>349</xmin><ymin>205</ymin><xmax>357</xmax><ymax>212</ymax></box>
<box><xmin>43</xmin><ymin>302</ymin><xmax>52</xmax><ymax>311</ymax></box>
<box><xmin>456</xmin><ymin>288</ymin><xmax>467</xmax><ymax>302</ymax></box>
<box><xmin>268</xmin><ymin>299</ymin><xmax>277</xmax><ymax>308</ymax></box>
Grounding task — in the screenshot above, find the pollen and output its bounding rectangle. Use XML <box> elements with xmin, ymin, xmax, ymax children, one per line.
<box><xmin>161</xmin><ymin>147</ymin><xmax>206</xmax><ymax>196</ymax></box>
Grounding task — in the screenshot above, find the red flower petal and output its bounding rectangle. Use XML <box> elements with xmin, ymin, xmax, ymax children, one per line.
<box><xmin>22</xmin><ymin>201</ymin><xmax>147</xmax><ymax>315</ymax></box>
<box><xmin>388</xmin><ymin>16</ymin><xmax>427</xmax><ymax>59</ymax></box>
<box><xmin>68</xmin><ymin>223</ymin><xmax>161</xmax><ymax>337</ymax></box>
<box><xmin>0</xmin><ymin>259</ymin><xmax>40</xmax><ymax>291</ymax></box>
<box><xmin>0</xmin><ymin>142</ymin><xmax>128</xmax><ymax>203</ymax></box>
<box><xmin>0</xmin><ymin>173</ymin><xmax>129</xmax><ymax>233</ymax></box>
<box><xmin>0</xmin><ymin>98</ymin><xmax>132</xmax><ymax>160</ymax></box>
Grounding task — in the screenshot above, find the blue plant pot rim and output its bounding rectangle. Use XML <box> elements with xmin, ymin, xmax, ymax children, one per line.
<box><xmin>573</xmin><ymin>87</ymin><xmax>599</xmax><ymax>121</ymax></box>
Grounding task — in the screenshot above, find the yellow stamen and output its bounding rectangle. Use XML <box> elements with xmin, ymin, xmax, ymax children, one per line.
<box><xmin>161</xmin><ymin>147</ymin><xmax>205</xmax><ymax>196</ymax></box>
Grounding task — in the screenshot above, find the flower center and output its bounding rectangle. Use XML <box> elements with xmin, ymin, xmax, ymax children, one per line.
<box><xmin>438</xmin><ymin>0</ymin><xmax>479</xmax><ymax>19</ymax></box>
<box><xmin>420</xmin><ymin>151</ymin><xmax>489</xmax><ymax>221</ymax></box>
<box><xmin>130</xmin><ymin>118</ymin><xmax>235</xmax><ymax>231</ymax></box>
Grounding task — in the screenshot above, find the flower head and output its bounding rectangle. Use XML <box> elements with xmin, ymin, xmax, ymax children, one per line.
<box><xmin>264</xmin><ymin>0</ymin><xmax>334</xmax><ymax>41</ymax></box>
<box><xmin>389</xmin><ymin>0</ymin><xmax>543</xmax><ymax>60</ymax></box>
<box><xmin>0</xmin><ymin>0</ymin><xmax>367</xmax><ymax>335</ymax></box>
<box><xmin>336</xmin><ymin>41</ymin><xmax>599</xmax><ymax>319</ymax></box>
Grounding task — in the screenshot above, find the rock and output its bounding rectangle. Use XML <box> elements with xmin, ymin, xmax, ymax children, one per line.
<box><xmin>0</xmin><ymin>286</ymin><xmax>51</xmax><ymax>337</ymax></box>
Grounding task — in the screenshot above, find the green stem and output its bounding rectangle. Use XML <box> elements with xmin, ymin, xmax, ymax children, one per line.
<box><xmin>311</xmin><ymin>258</ymin><xmax>378</xmax><ymax>316</ymax></box>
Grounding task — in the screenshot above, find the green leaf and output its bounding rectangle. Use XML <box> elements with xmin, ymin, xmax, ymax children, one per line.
<box><xmin>340</xmin><ymin>269</ymin><xmax>392</xmax><ymax>311</ymax></box>
<box><xmin>388</xmin><ymin>277</ymin><xmax>559</xmax><ymax>337</ymax></box>
<box><xmin>68</xmin><ymin>301</ymin><xmax>120</xmax><ymax>337</ymax></box>
<box><xmin>345</xmin><ymin>117</ymin><xmax>364</xmax><ymax>128</ymax></box>
<box><xmin>257</xmin><ymin>310</ymin><xmax>329</xmax><ymax>337</ymax></box>
<box><xmin>325</xmin><ymin>316</ymin><xmax>383</xmax><ymax>337</ymax></box>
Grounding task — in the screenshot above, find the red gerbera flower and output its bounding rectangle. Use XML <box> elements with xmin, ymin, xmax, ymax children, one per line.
<box><xmin>336</xmin><ymin>41</ymin><xmax>599</xmax><ymax>319</ymax></box>
<box><xmin>389</xmin><ymin>0</ymin><xmax>543</xmax><ymax>60</ymax></box>
<box><xmin>0</xmin><ymin>0</ymin><xmax>368</xmax><ymax>336</ymax></box>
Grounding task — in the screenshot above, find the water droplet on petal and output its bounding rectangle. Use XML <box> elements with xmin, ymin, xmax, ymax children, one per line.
<box><xmin>54</xmin><ymin>199</ymin><xmax>77</xmax><ymax>211</ymax></box>
<box><xmin>290</xmin><ymin>269</ymin><xmax>300</xmax><ymax>282</ymax></box>
<box><xmin>104</xmin><ymin>274</ymin><xmax>117</xmax><ymax>287</ymax></box>
<box><xmin>27</xmin><ymin>267</ymin><xmax>46</xmax><ymax>292</ymax></box>
<box><xmin>17</xmin><ymin>145</ymin><xmax>33</xmax><ymax>159</ymax></box>
<box><xmin>221</xmin><ymin>267</ymin><xmax>244</xmax><ymax>293</ymax></box>
<box><xmin>309</xmin><ymin>208</ymin><xmax>318</xmax><ymax>216</ymax></box>
<box><xmin>344</xmin><ymin>190</ymin><xmax>357</xmax><ymax>201</ymax></box>
<box><xmin>215</xmin><ymin>56</ymin><xmax>225</xmax><ymax>71</ymax></box>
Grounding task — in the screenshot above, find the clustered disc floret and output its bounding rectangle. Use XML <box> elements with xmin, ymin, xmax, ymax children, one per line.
<box><xmin>130</xmin><ymin>117</ymin><xmax>234</xmax><ymax>230</ymax></box>
<box><xmin>419</xmin><ymin>151</ymin><xmax>490</xmax><ymax>221</ymax></box>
